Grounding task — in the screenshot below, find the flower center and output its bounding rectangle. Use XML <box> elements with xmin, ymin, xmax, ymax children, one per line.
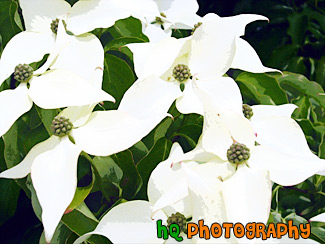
<box><xmin>14</xmin><ymin>64</ymin><xmax>33</xmax><ymax>82</ymax></box>
<box><xmin>50</xmin><ymin>18</ymin><xmax>67</xmax><ymax>34</ymax></box>
<box><xmin>191</xmin><ymin>22</ymin><xmax>202</xmax><ymax>35</ymax></box>
<box><xmin>242</xmin><ymin>104</ymin><xmax>253</xmax><ymax>119</ymax></box>
<box><xmin>167</xmin><ymin>212</ymin><xmax>187</xmax><ymax>233</ymax></box>
<box><xmin>227</xmin><ymin>142</ymin><xmax>250</xmax><ymax>164</ymax></box>
<box><xmin>51</xmin><ymin>116</ymin><xmax>73</xmax><ymax>137</ymax></box>
<box><xmin>172</xmin><ymin>64</ymin><xmax>191</xmax><ymax>83</ymax></box>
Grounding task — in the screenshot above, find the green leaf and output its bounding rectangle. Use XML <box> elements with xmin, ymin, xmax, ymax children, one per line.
<box><xmin>136</xmin><ymin>138</ymin><xmax>172</xmax><ymax>199</ymax></box>
<box><xmin>111</xmin><ymin>150</ymin><xmax>142</xmax><ymax>199</ymax></box>
<box><xmin>92</xmin><ymin>155</ymin><xmax>122</xmax><ymax>202</ymax></box>
<box><xmin>172</xmin><ymin>125</ymin><xmax>202</xmax><ymax>149</ymax></box>
<box><xmin>291</xmin><ymin>96</ymin><xmax>311</xmax><ymax>119</ymax></box>
<box><xmin>236</xmin><ymin>72</ymin><xmax>288</xmax><ymax>105</ymax></box>
<box><xmin>319</xmin><ymin>134</ymin><xmax>325</xmax><ymax>159</ymax></box>
<box><xmin>66</xmin><ymin>173</ymin><xmax>94</xmax><ymax>213</ymax></box>
<box><xmin>287</xmin><ymin>13</ymin><xmax>308</xmax><ymax>45</ymax></box>
<box><xmin>113</xmin><ymin>17</ymin><xmax>148</xmax><ymax>40</ymax></box>
<box><xmin>310</xmin><ymin>227</ymin><xmax>325</xmax><ymax>243</ymax></box>
<box><xmin>61</xmin><ymin>203</ymin><xmax>108</xmax><ymax>244</ymax></box>
<box><xmin>104</xmin><ymin>37</ymin><xmax>147</xmax><ymax>51</ymax></box>
<box><xmin>0</xmin><ymin>178</ymin><xmax>20</xmax><ymax>225</ymax></box>
<box><xmin>129</xmin><ymin>141</ymin><xmax>149</xmax><ymax>164</ymax></box>
<box><xmin>0</xmin><ymin>0</ymin><xmax>22</xmax><ymax>47</ymax></box>
<box><xmin>142</xmin><ymin>117</ymin><xmax>173</xmax><ymax>150</ymax></box>
<box><xmin>39</xmin><ymin>223</ymin><xmax>72</xmax><ymax>244</ymax></box>
<box><xmin>35</xmin><ymin>107</ymin><xmax>59</xmax><ymax>136</ymax></box>
<box><xmin>103</xmin><ymin>54</ymin><xmax>135</xmax><ymax>109</ymax></box>
<box><xmin>278</xmin><ymin>72</ymin><xmax>325</xmax><ymax>108</ymax></box>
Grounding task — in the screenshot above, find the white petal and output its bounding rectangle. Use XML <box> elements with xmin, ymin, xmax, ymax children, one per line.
<box><xmin>222</xmin><ymin>14</ymin><xmax>269</xmax><ymax>37</ymax></box>
<box><xmin>249</xmin><ymin>146</ymin><xmax>325</xmax><ymax>186</ymax></box>
<box><xmin>0</xmin><ymin>32</ymin><xmax>54</xmax><ymax>85</ymax></box>
<box><xmin>59</xmin><ymin>105</ymin><xmax>96</xmax><ymax>128</ymax></box>
<box><xmin>31</xmin><ymin>136</ymin><xmax>81</xmax><ymax>242</ymax></box>
<box><xmin>176</xmin><ymin>138</ymin><xmax>217</xmax><ymax>163</ymax></box>
<box><xmin>115</xmin><ymin>0</ymin><xmax>160</xmax><ymax>23</ymax></box>
<box><xmin>72</xmin><ymin>110</ymin><xmax>165</xmax><ymax>156</ymax></box>
<box><xmin>118</xmin><ymin>75</ymin><xmax>182</xmax><ymax>119</ymax></box>
<box><xmin>29</xmin><ymin>69</ymin><xmax>114</xmax><ymax>109</ymax></box>
<box><xmin>73</xmin><ymin>200</ymin><xmax>166</xmax><ymax>244</ymax></box>
<box><xmin>196</xmin><ymin>76</ymin><xmax>243</xmax><ymax>115</ymax></box>
<box><xmin>176</xmin><ymin>79</ymin><xmax>204</xmax><ymax>115</ymax></box>
<box><xmin>34</xmin><ymin>20</ymin><xmax>71</xmax><ymax>75</ymax></box>
<box><xmin>159</xmin><ymin>0</ymin><xmax>200</xmax><ymax>28</ymax></box>
<box><xmin>127</xmin><ymin>42</ymin><xmax>156</xmax><ymax>78</ymax></box>
<box><xmin>231</xmin><ymin>38</ymin><xmax>280</xmax><ymax>73</ymax></box>
<box><xmin>189</xmin><ymin>17</ymin><xmax>236</xmax><ymax>78</ymax></box>
<box><xmin>0</xmin><ymin>83</ymin><xmax>33</xmax><ymax>137</ymax></box>
<box><xmin>143</xmin><ymin>23</ymin><xmax>172</xmax><ymax>42</ymax></box>
<box><xmin>251</xmin><ymin>104</ymin><xmax>297</xmax><ymax>119</ymax></box>
<box><xmin>67</xmin><ymin>0</ymin><xmax>158</xmax><ymax>36</ymax></box>
<box><xmin>223</xmin><ymin>166</ymin><xmax>272</xmax><ymax>225</ymax></box>
<box><xmin>182</xmin><ymin>164</ymin><xmax>233</xmax><ymax>243</ymax></box>
<box><xmin>148</xmin><ymin>143</ymin><xmax>196</xmax><ymax>217</ymax></box>
<box><xmin>310</xmin><ymin>213</ymin><xmax>325</xmax><ymax>222</ymax></box>
<box><xmin>19</xmin><ymin>0</ymin><xmax>71</xmax><ymax>33</ymax></box>
<box><xmin>50</xmin><ymin>33</ymin><xmax>104</xmax><ymax>84</ymax></box>
<box><xmin>196</xmin><ymin>86</ymin><xmax>255</xmax><ymax>159</ymax></box>
<box><xmin>142</xmin><ymin>37</ymin><xmax>186</xmax><ymax>78</ymax></box>
<box><xmin>0</xmin><ymin>136</ymin><xmax>58</xmax><ymax>179</ymax></box>
<box><xmin>263</xmin><ymin>236</ymin><xmax>319</xmax><ymax>243</ymax></box>
<box><xmin>251</xmin><ymin>116</ymin><xmax>317</xmax><ymax>158</ymax></box>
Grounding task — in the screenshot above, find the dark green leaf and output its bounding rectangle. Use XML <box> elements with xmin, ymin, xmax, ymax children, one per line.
<box><xmin>0</xmin><ymin>178</ymin><xmax>20</xmax><ymax>225</ymax></box>
<box><xmin>103</xmin><ymin>54</ymin><xmax>135</xmax><ymax>109</ymax></box>
<box><xmin>136</xmin><ymin>138</ymin><xmax>172</xmax><ymax>199</ymax></box>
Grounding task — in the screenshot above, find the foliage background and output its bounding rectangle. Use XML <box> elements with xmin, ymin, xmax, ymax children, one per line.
<box><xmin>0</xmin><ymin>0</ymin><xmax>324</xmax><ymax>243</ymax></box>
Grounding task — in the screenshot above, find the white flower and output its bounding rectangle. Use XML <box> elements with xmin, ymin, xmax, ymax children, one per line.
<box><xmin>119</xmin><ymin>14</ymin><xmax>277</xmax><ymax>126</ymax></box>
<box><xmin>195</xmin><ymin>84</ymin><xmax>325</xmax><ymax>185</ymax></box>
<box><xmin>73</xmin><ymin>143</ymin><xmax>195</xmax><ymax>244</ymax></box>
<box><xmin>0</xmin><ymin>105</ymin><xmax>165</xmax><ymax>242</ymax></box>
<box><xmin>0</xmin><ymin>21</ymin><xmax>114</xmax><ymax>137</ymax></box>
<box><xmin>142</xmin><ymin>0</ymin><xmax>201</xmax><ymax>42</ymax></box>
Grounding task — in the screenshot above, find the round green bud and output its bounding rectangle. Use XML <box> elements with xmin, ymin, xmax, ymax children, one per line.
<box><xmin>50</xmin><ymin>18</ymin><xmax>67</xmax><ymax>34</ymax></box>
<box><xmin>191</xmin><ymin>22</ymin><xmax>202</xmax><ymax>35</ymax></box>
<box><xmin>167</xmin><ymin>212</ymin><xmax>187</xmax><ymax>233</ymax></box>
<box><xmin>13</xmin><ymin>64</ymin><xmax>33</xmax><ymax>82</ymax></box>
<box><xmin>227</xmin><ymin>142</ymin><xmax>250</xmax><ymax>164</ymax></box>
<box><xmin>242</xmin><ymin>104</ymin><xmax>253</xmax><ymax>119</ymax></box>
<box><xmin>172</xmin><ymin>64</ymin><xmax>191</xmax><ymax>83</ymax></box>
<box><xmin>51</xmin><ymin>116</ymin><xmax>73</xmax><ymax>137</ymax></box>
<box><xmin>160</xmin><ymin>12</ymin><xmax>167</xmax><ymax>18</ymax></box>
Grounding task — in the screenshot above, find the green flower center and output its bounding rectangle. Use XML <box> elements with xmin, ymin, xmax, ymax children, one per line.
<box><xmin>172</xmin><ymin>64</ymin><xmax>191</xmax><ymax>83</ymax></box>
<box><xmin>191</xmin><ymin>22</ymin><xmax>202</xmax><ymax>35</ymax></box>
<box><xmin>155</xmin><ymin>17</ymin><xmax>164</xmax><ymax>25</ymax></box>
<box><xmin>50</xmin><ymin>18</ymin><xmax>67</xmax><ymax>34</ymax></box>
<box><xmin>227</xmin><ymin>142</ymin><xmax>250</xmax><ymax>164</ymax></box>
<box><xmin>51</xmin><ymin>116</ymin><xmax>73</xmax><ymax>137</ymax></box>
<box><xmin>242</xmin><ymin>104</ymin><xmax>253</xmax><ymax>119</ymax></box>
<box><xmin>167</xmin><ymin>212</ymin><xmax>187</xmax><ymax>233</ymax></box>
<box><xmin>14</xmin><ymin>64</ymin><xmax>33</xmax><ymax>82</ymax></box>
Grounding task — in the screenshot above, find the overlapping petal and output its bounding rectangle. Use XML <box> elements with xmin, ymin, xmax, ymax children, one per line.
<box><xmin>72</xmin><ymin>110</ymin><xmax>165</xmax><ymax>156</ymax></box>
<box><xmin>0</xmin><ymin>83</ymin><xmax>33</xmax><ymax>137</ymax></box>
<box><xmin>28</xmin><ymin>69</ymin><xmax>114</xmax><ymax>109</ymax></box>
<box><xmin>148</xmin><ymin>143</ymin><xmax>195</xmax><ymax>217</ymax></box>
<box><xmin>119</xmin><ymin>75</ymin><xmax>182</xmax><ymax>119</ymax></box>
<box><xmin>30</xmin><ymin>136</ymin><xmax>81</xmax><ymax>242</ymax></box>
